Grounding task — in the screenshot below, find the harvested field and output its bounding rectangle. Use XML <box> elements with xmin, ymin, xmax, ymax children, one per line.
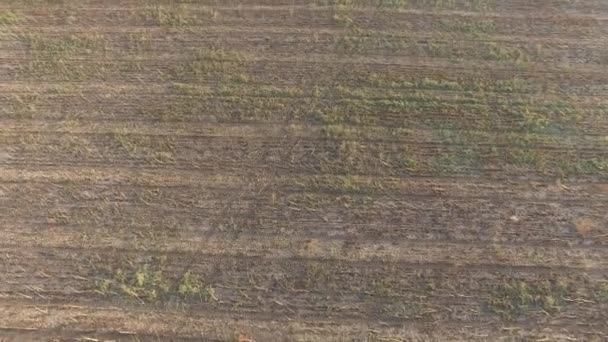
<box><xmin>1</xmin><ymin>0</ymin><xmax>608</xmax><ymax>341</ymax></box>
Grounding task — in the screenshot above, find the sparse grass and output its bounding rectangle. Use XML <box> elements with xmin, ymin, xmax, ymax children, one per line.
<box><xmin>142</xmin><ymin>5</ymin><xmax>218</xmax><ymax>26</ymax></box>
<box><xmin>47</xmin><ymin>208</ymin><xmax>70</xmax><ymax>225</ymax></box>
<box><xmin>125</xmin><ymin>32</ymin><xmax>153</xmax><ymax>56</ymax></box>
<box><xmin>321</xmin><ymin>125</ymin><xmax>359</xmax><ymax>139</ymax></box>
<box><xmin>415</xmin><ymin>77</ymin><xmax>461</xmax><ymax>91</ymax></box>
<box><xmin>562</xmin><ymin>158</ymin><xmax>608</xmax><ymax>175</ymax></box>
<box><xmin>333</xmin><ymin>34</ymin><xmax>409</xmax><ymax>54</ymax></box>
<box><xmin>320</xmin><ymin>0</ymin><xmax>407</xmax><ymax>7</ymax></box>
<box><xmin>480</xmin><ymin>42</ymin><xmax>529</xmax><ymax>63</ymax></box>
<box><xmin>96</xmin><ymin>261</ymin><xmax>216</xmax><ymax>303</ymax></box>
<box><xmin>3</xmin><ymin>2</ymin><xmax>608</xmax><ymax>339</ymax></box>
<box><xmin>2</xmin><ymin>94</ymin><xmax>41</xmax><ymax>119</ymax></box>
<box><xmin>511</xmin><ymin>101</ymin><xmax>582</xmax><ymax>133</ymax></box>
<box><xmin>316</xmin><ymin>0</ymin><xmax>357</xmax><ymax>7</ymax></box>
<box><xmin>301</xmin><ymin>262</ymin><xmax>332</xmax><ymax>288</ymax></box>
<box><xmin>334</xmin><ymin>36</ymin><xmax>532</xmax><ymax>63</ymax></box>
<box><xmin>325</xmin><ymin>175</ymin><xmax>362</xmax><ymax>192</ymax></box>
<box><xmin>0</xmin><ymin>10</ymin><xmax>22</xmax><ymax>25</ymax></box>
<box><xmin>439</xmin><ymin>18</ymin><xmax>496</xmax><ymax>35</ymax></box>
<box><xmin>400</xmin><ymin>150</ymin><xmax>419</xmax><ymax>171</ymax></box>
<box><xmin>489</xmin><ymin>79</ymin><xmax>532</xmax><ymax>93</ymax></box>
<box><xmin>596</xmin><ymin>283</ymin><xmax>608</xmax><ymax>302</ymax></box>
<box><xmin>22</xmin><ymin>33</ymin><xmax>110</xmax><ymax>57</ymax></box>
<box><xmin>333</xmin><ymin>12</ymin><xmax>354</xmax><ymax>28</ymax></box>
<box><xmin>144</xmin><ymin>6</ymin><xmax>189</xmax><ymax>26</ymax></box>
<box><xmin>174</xmin><ymin>47</ymin><xmax>251</xmax><ymax>83</ymax></box>
<box><xmin>383</xmin><ymin>301</ymin><xmax>423</xmax><ymax>319</ymax></box>
<box><xmin>317</xmin><ymin>0</ymin><xmax>494</xmax><ymax>10</ymax></box>
<box><xmin>113</xmin><ymin>130</ymin><xmax>175</xmax><ymax>164</ymax></box>
<box><xmin>152</xmin><ymin>82</ymin><xmax>582</xmax><ymax>132</ymax></box>
<box><xmin>379</xmin><ymin>0</ymin><xmax>409</xmax><ymax>7</ymax></box>
<box><xmin>507</xmin><ymin>148</ymin><xmax>544</xmax><ymax>169</ymax></box>
<box><xmin>431</xmin><ymin>127</ymin><xmax>480</xmax><ymax>173</ymax></box>
<box><xmin>487</xmin><ymin>280</ymin><xmax>571</xmax><ymax>320</ymax></box>
<box><xmin>19</xmin><ymin>33</ymin><xmax>110</xmax><ymax>79</ymax></box>
<box><xmin>169</xmin><ymin>83</ymin><xmax>213</xmax><ymax>96</ymax></box>
<box><xmin>251</xmin><ymin>85</ymin><xmax>304</xmax><ymax>98</ymax></box>
<box><xmin>15</xmin><ymin>133</ymin><xmax>96</xmax><ymax>158</ymax></box>
<box><xmin>431</xmin><ymin>150</ymin><xmax>479</xmax><ymax>173</ymax></box>
<box><xmin>300</xmin><ymin>174</ymin><xmax>395</xmax><ymax>195</ymax></box>
<box><xmin>359</xmin><ymin>73</ymin><xmax>535</xmax><ymax>94</ymax></box>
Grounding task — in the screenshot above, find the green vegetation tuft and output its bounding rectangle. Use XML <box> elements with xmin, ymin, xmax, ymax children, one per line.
<box><xmin>22</xmin><ymin>33</ymin><xmax>109</xmax><ymax>56</ymax></box>
<box><xmin>113</xmin><ymin>130</ymin><xmax>175</xmax><ymax>164</ymax></box>
<box><xmin>317</xmin><ymin>0</ymin><xmax>494</xmax><ymax>10</ymax></box>
<box><xmin>439</xmin><ymin>19</ymin><xmax>495</xmax><ymax>35</ymax></box>
<box><xmin>333</xmin><ymin>12</ymin><xmax>354</xmax><ymax>28</ymax></box>
<box><xmin>488</xmin><ymin>280</ymin><xmax>571</xmax><ymax>320</ymax></box>
<box><xmin>19</xmin><ymin>33</ymin><xmax>109</xmax><ymax>79</ymax></box>
<box><xmin>0</xmin><ymin>10</ymin><xmax>22</xmax><ymax>25</ymax></box>
<box><xmin>358</xmin><ymin>73</ymin><xmax>535</xmax><ymax>94</ymax></box>
<box><xmin>144</xmin><ymin>6</ymin><xmax>189</xmax><ymax>26</ymax></box>
<box><xmin>480</xmin><ymin>42</ymin><xmax>529</xmax><ymax>63</ymax></box>
<box><xmin>415</xmin><ymin>77</ymin><xmax>461</xmax><ymax>91</ymax></box>
<box><xmin>562</xmin><ymin>158</ymin><xmax>608</xmax><ymax>175</ymax></box>
<box><xmin>174</xmin><ymin>47</ymin><xmax>251</xmax><ymax>83</ymax></box>
<box><xmin>142</xmin><ymin>5</ymin><xmax>218</xmax><ymax>26</ymax></box>
<box><xmin>596</xmin><ymin>283</ymin><xmax>608</xmax><ymax>302</ymax></box>
<box><xmin>431</xmin><ymin>128</ymin><xmax>480</xmax><ymax>173</ymax></box>
<box><xmin>96</xmin><ymin>262</ymin><xmax>216</xmax><ymax>303</ymax></box>
<box><xmin>383</xmin><ymin>301</ymin><xmax>423</xmax><ymax>319</ymax></box>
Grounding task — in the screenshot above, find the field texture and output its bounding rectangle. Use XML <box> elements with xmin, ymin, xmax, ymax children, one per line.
<box><xmin>1</xmin><ymin>0</ymin><xmax>608</xmax><ymax>341</ymax></box>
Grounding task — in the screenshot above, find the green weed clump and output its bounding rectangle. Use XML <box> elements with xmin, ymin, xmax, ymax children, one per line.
<box><xmin>439</xmin><ymin>19</ymin><xmax>495</xmax><ymax>35</ymax></box>
<box><xmin>317</xmin><ymin>0</ymin><xmax>493</xmax><ymax>10</ymax></box>
<box><xmin>596</xmin><ymin>283</ymin><xmax>608</xmax><ymax>302</ymax></box>
<box><xmin>488</xmin><ymin>280</ymin><xmax>571</xmax><ymax>320</ymax></box>
<box><xmin>481</xmin><ymin>42</ymin><xmax>528</xmax><ymax>63</ymax></box>
<box><xmin>562</xmin><ymin>158</ymin><xmax>608</xmax><ymax>175</ymax></box>
<box><xmin>143</xmin><ymin>6</ymin><xmax>218</xmax><ymax>26</ymax></box>
<box><xmin>0</xmin><ymin>10</ymin><xmax>22</xmax><ymax>25</ymax></box>
<box><xmin>174</xmin><ymin>47</ymin><xmax>251</xmax><ymax>83</ymax></box>
<box><xmin>113</xmin><ymin>130</ymin><xmax>175</xmax><ymax>164</ymax></box>
<box><xmin>96</xmin><ymin>263</ymin><xmax>216</xmax><ymax>303</ymax></box>
<box><xmin>20</xmin><ymin>33</ymin><xmax>109</xmax><ymax>79</ymax></box>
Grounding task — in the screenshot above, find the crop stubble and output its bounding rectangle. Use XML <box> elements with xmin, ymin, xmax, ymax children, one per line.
<box><xmin>0</xmin><ymin>0</ymin><xmax>607</xmax><ymax>341</ymax></box>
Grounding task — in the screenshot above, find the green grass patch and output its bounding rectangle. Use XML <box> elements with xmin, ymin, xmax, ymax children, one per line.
<box><xmin>480</xmin><ymin>42</ymin><xmax>529</xmax><ymax>63</ymax></box>
<box><xmin>96</xmin><ymin>261</ymin><xmax>216</xmax><ymax>303</ymax></box>
<box><xmin>22</xmin><ymin>33</ymin><xmax>109</xmax><ymax>57</ymax></box>
<box><xmin>1</xmin><ymin>94</ymin><xmax>41</xmax><ymax>119</ymax></box>
<box><xmin>174</xmin><ymin>47</ymin><xmax>251</xmax><ymax>83</ymax></box>
<box><xmin>317</xmin><ymin>0</ymin><xmax>494</xmax><ymax>10</ymax></box>
<box><xmin>561</xmin><ymin>158</ymin><xmax>608</xmax><ymax>175</ymax></box>
<box><xmin>383</xmin><ymin>301</ymin><xmax>423</xmax><ymax>319</ymax></box>
<box><xmin>359</xmin><ymin>73</ymin><xmax>535</xmax><ymax>94</ymax></box>
<box><xmin>19</xmin><ymin>33</ymin><xmax>109</xmax><ymax>79</ymax></box>
<box><xmin>439</xmin><ymin>18</ymin><xmax>495</xmax><ymax>35</ymax></box>
<box><xmin>333</xmin><ymin>12</ymin><xmax>355</xmax><ymax>28</ymax></box>
<box><xmin>507</xmin><ymin>148</ymin><xmax>544</xmax><ymax>168</ymax></box>
<box><xmin>0</xmin><ymin>10</ymin><xmax>22</xmax><ymax>25</ymax></box>
<box><xmin>299</xmin><ymin>175</ymin><xmax>386</xmax><ymax>194</ymax></box>
<box><xmin>144</xmin><ymin>6</ymin><xmax>190</xmax><ymax>26</ymax></box>
<box><xmin>431</xmin><ymin>150</ymin><xmax>479</xmax><ymax>173</ymax></box>
<box><xmin>487</xmin><ymin>280</ymin><xmax>571</xmax><ymax>320</ymax></box>
<box><xmin>113</xmin><ymin>130</ymin><xmax>175</xmax><ymax>164</ymax></box>
<box><xmin>430</xmin><ymin>127</ymin><xmax>481</xmax><ymax>173</ymax></box>
<box><xmin>142</xmin><ymin>5</ymin><xmax>218</xmax><ymax>26</ymax></box>
<box><xmin>596</xmin><ymin>283</ymin><xmax>608</xmax><ymax>302</ymax></box>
